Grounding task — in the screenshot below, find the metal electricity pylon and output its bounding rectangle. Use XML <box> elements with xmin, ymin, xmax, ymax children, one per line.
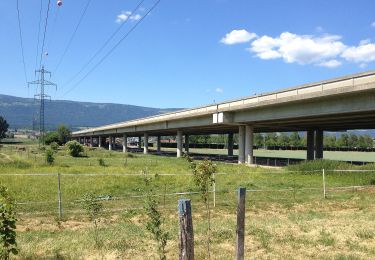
<box><xmin>28</xmin><ymin>66</ymin><xmax>57</xmax><ymax>146</ymax></box>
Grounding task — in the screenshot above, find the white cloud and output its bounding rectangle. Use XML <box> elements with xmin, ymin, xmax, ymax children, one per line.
<box><xmin>116</xmin><ymin>11</ymin><xmax>141</xmax><ymax>23</ymax></box>
<box><xmin>318</xmin><ymin>59</ymin><xmax>342</xmax><ymax>68</ymax></box>
<box><xmin>249</xmin><ymin>32</ymin><xmax>346</xmax><ymax>66</ymax></box>
<box><xmin>341</xmin><ymin>42</ymin><xmax>375</xmax><ymax>63</ymax></box>
<box><xmin>215</xmin><ymin>88</ymin><xmax>224</xmax><ymax>93</ymax></box>
<box><xmin>372</xmin><ymin>21</ymin><xmax>375</xmax><ymax>27</ymax></box>
<box><xmin>220</xmin><ymin>29</ymin><xmax>257</xmax><ymax>45</ymax></box>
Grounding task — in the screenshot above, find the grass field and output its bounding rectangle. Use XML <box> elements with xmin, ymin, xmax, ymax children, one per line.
<box><xmin>0</xmin><ymin>139</ymin><xmax>374</xmax><ymax>259</ymax></box>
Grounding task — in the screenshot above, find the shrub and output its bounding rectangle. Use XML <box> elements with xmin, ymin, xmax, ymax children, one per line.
<box><xmin>65</xmin><ymin>141</ymin><xmax>84</xmax><ymax>157</ymax></box>
<box><xmin>98</xmin><ymin>158</ymin><xmax>107</xmax><ymax>167</ymax></box>
<box><xmin>45</xmin><ymin>148</ymin><xmax>55</xmax><ymax>165</ymax></box>
<box><xmin>186</xmin><ymin>155</ymin><xmax>216</xmax><ymax>259</ymax></box>
<box><xmin>81</xmin><ymin>192</ymin><xmax>103</xmax><ymax>248</ymax></box>
<box><xmin>50</xmin><ymin>142</ymin><xmax>59</xmax><ymax>151</ymax></box>
<box><xmin>143</xmin><ymin>171</ymin><xmax>169</xmax><ymax>260</ymax></box>
<box><xmin>0</xmin><ymin>185</ymin><xmax>18</xmax><ymax>259</ymax></box>
<box><xmin>44</xmin><ymin>131</ymin><xmax>59</xmax><ymax>145</ymax></box>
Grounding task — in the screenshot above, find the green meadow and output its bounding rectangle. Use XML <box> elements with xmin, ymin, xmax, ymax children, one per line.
<box><xmin>0</xmin><ymin>139</ymin><xmax>374</xmax><ymax>259</ymax></box>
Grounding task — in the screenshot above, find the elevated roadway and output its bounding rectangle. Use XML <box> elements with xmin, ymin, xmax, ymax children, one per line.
<box><xmin>72</xmin><ymin>70</ymin><xmax>375</xmax><ymax>164</ymax></box>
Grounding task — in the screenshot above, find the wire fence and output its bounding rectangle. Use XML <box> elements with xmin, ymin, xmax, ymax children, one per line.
<box><xmin>1</xmin><ymin>169</ymin><xmax>374</xmax><ymax>218</ymax></box>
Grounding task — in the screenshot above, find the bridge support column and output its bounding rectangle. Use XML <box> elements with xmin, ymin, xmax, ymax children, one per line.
<box><xmin>315</xmin><ymin>130</ymin><xmax>324</xmax><ymax>159</ymax></box>
<box><xmin>98</xmin><ymin>136</ymin><xmax>102</xmax><ymax>148</ymax></box>
<box><xmin>90</xmin><ymin>136</ymin><xmax>93</xmax><ymax>147</ymax></box>
<box><xmin>245</xmin><ymin>125</ymin><xmax>254</xmax><ymax>165</ymax></box>
<box><xmin>238</xmin><ymin>126</ymin><xmax>245</xmax><ymax>164</ymax></box>
<box><xmin>108</xmin><ymin>136</ymin><xmax>112</xmax><ymax>151</ymax></box>
<box><xmin>157</xmin><ymin>136</ymin><xmax>161</xmax><ymax>153</ymax></box>
<box><xmin>228</xmin><ymin>133</ymin><xmax>234</xmax><ymax>156</ymax></box>
<box><xmin>307</xmin><ymin>130</ymin><xmax>315</xmax><ymax>160</ymax></box>
<box><xmin>138</xmin><ymin>137</ymin><xmax>142</xmax><ymax>149</ymax></box>
<box><xmin>177</xmin><ymin>131</ymin><xmax>183</xmax><ymax>158</ymax></box>
<box><xmin>144</xmin><ymin>133</ymin><xmax>149</xmax><ymax>154</ymax></box>
<box><xmin>185</xmin><ymin>135</ymin><xmax>189</xmax><ymax>153</ymax></box>
<box><xmin>122</xmin><ymin>134</ymin><xmax>128</xmax><ymax>153</ymax></box>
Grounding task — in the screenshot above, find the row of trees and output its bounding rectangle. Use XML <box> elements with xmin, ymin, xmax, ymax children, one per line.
<box><xmin>189</xmin><ymin>132</ymin><xmax>375</xmax><ymax>149</ymax></box>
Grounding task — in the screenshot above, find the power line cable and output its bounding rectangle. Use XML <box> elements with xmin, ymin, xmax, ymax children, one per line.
<box><xmin>54</xmin><ymin>0</ymin><xmax>92</xmax><ymax>72</ymax></box>
<box><xmin>16</xmin><ymin>0</ymin><xmax>28</xmax><ymax>83</ymax></box>
<box><xmin>61</xmin><ymin>0</ymin><xmax>146</xmax><ymax>89</ymax></box>
<box><xmin>62</xmin><ymin>0</ymin><xmax>161</xmax><ymax>96</ymax></box>
<box><xmin>45</xmin><ymin>5</ymin><xmax>61</xmax><ymax>55</ymax></box>
<box><xmin>38</xmin><ymin>0</ymin><xmax>52</xmax><ymax>70</ymax></box>
<box><xmin>34</xmin><ymin>0</ymin><xmax>43</xmax><ymax>74</ymax></box>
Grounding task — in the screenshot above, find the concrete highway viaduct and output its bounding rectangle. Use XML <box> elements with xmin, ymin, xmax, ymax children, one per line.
<box><xmin>72</xmin><ymin>70</ymin><xmax>375</xmax><ymax>164</ymax></box>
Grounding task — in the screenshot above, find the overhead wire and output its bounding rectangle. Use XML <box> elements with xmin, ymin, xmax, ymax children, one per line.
<box><xmin>62</xmin><ymin>0</ymin><xmax>162</xmax><ymax>97</ymax></box>
<box><xmin>34</xmin><ymin>0</ymin><xmax>43</xmax><ymax>74</ymax></box>
<box><xmin>61</xmin><ymin>0</ymin><xmax>146</xmax><ymax>89</ymax></box>
<box><xmin>38</xmin><ymin>0</ymin><xmax>52</xmax><ymax>70</ymax></box>
<box><xmin>16</xmin><ymin>0</ymin><xmax>28</xmax><ymax>83</ymax></box>
<box><xmin>54</xmin><ymin>0</ymin><xmax>93</xmax><ymax>73</ymax></box>
<box><xmin>45</xmin><ymin>4</ymin><xmax>61</xmax><ymax>57</ymax></box>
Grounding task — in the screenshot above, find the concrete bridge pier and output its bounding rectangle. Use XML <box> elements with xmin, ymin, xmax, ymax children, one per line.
<box><xmin>315</xmin><ymin>130</ymin><xmax>324</xmax><ymax>159</ymax></box>
<box><xmin>108</xmin><ymin>136</ymin><xmax>112</xmax><ymax>151</ymax></box>
<box><xmin>90</xmin><ymin>136</ymin><xmax>93</xmax><ymax>147</ymax></box>
<box><xmin>177</xmin><ymin>131</ymin><xmax>183</xmax><ymax>157</ymax></box>
<box><xmin>238</xmin><ymin>126</ymin><xmax>245</xmax><ymax>163</ymax></box>
<box><xmin>122</xmin><ymin>134</ymin><xmax>128</xmax><ymax>153</ymax></box>
<box><xmin>307</xmin><ymin>130</ymin><xmax>315</xmax><ymax>160</ymax></box>
<box><xmin>144</xmin><ymin>133</ymin><xmax>149</xmax><ymax>154</ymax></box>
<box><xmin>227</xmin><ymin>133</ymin><xmax>234</xmax><ymax>156</ymax></box>
<box><xmin>185</xmin><ymin>135</ymin><xmax>189</xmax><ymax>153</ymax></box>
<box><xmin>98</xmin><ymin>136</ymin><xmax>102</xmax><ymax>148</ymax></box>
<box><xmin>156</xmin><ymin>136</ymin><xmax>161</xmax><ymax>153</ymax></box>
<box><xmin>245</xmin><ymin>125</ymin><xmax>254</xmax><ymax>164</ymax></box>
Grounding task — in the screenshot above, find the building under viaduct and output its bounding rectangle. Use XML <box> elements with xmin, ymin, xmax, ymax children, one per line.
<box><xmin>72</xmin><ymin>70</ymin><xmax>375</xmax><ymax>164</ymax></box>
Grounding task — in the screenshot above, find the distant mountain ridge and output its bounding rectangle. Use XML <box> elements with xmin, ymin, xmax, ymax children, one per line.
<box><xmin>0</xmin><ymin>94</ymin><xmax>181</xmax><ymax>129</ymax></box>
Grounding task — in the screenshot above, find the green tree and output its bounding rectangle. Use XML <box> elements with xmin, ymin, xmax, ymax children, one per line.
<box><xmin>277</xmin><ymin>133</ymin><xmax>290</xmax><ymax>146</ymax></box>
<box><xmin>324</xmin><ymin>135</ymin><xmax>336</xmax><ymax>148</ymax></box>
<box><xmin>348</xmin><ymin>133</ymin><xmax>358</xmax><ymax>148</ymax></box>
<box><xmin>0</xmin><ymin>117</ymin><xmax>9</xmax><ymax>143</ymax></box>
<box><xmin>254</xmin><ymin>133</ymin><xmax>264</xmax><ymax>147</ymax></box>
<box><xmin>44</xmin><ymin>131</ymin><xmax>59</xmax><ymax>145</ymax></box>
<box><xmin>265</xmin><ymin>133</ymin><xmax>278</xmax><ymax>147</ymax></box>
<box><xmin>57</xmin><ymin>124</ymin><xmax>71</xmax><ymax>145</ymax></box>
<box><xmin>357</xmin><ymin>134</ymin><xmax>373</xmax><ymax>148</ymax></box>
<box><xmin>337</xmin><ymin>133</ymin><xmax>349</xmax><ymax>147</ymax></box>
<box><xmin>289</xmin><ymin>132</ymin><xmax>302</xmax><ymax>147</ymax></box>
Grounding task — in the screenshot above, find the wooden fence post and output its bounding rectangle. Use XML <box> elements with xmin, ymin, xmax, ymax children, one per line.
<box><xmin>57</xmin><ymin>173</ymin><xmax>62</xmax><ymax>218</ymax></box>
<box><xmin>178</xmin><ymin>199</ymin><xmax>194</xmax><ymax>260</ymax></box>
<box><xmin>322</xmin><ymin>169</ymin><xmax>326</xmax><ymax>199</ymax></box>
<box><xmin>213</xmin><ymin>173</ymin><xmax>216</xmax><ymax>208</ymax></box>
<box><xmin>236</xmin><ymin>187</ymin><xmax>246</xmax><ymax>260</ymax></box>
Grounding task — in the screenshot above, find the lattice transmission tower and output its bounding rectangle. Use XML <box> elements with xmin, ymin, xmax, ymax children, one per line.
<box><xmin>28</xmin><ymin>66</ymin><xmax>57</xmax><ymax>146</ymax></box>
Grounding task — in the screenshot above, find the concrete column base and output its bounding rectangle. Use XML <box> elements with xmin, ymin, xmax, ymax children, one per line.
<box><xmin>245</xmin><ymin>125</ymin><xmax>254</xmax><ymax>164</ymax></box>
<box><xmin>307</xmin><ymin>130</ymin><xmax>315</xmax><ymax>160</ymax></box>
<box><xmin>177</xmin><ymin>131</ymin><xmax>183</xmax><ymax>158</ymax></box>
<box><xmin>144</xmin><ymin>133</ymin><xmax>149</xmax><ymax>154</ymax></box>
<box><xmin>238</xmin><ymin>126</ymin><xmax>246</xmax><ymax>163</ymax></box>
<box><xmin>228</xmin><ymin>133</ymin><xmax>234</xmax><ymax>156</ymax></box>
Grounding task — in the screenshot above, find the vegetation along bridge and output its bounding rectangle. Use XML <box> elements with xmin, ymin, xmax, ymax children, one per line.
<box><xmin>72</xmin><ymin>70</ymin><xmax>375</xmax><ymax>164</ymax></box>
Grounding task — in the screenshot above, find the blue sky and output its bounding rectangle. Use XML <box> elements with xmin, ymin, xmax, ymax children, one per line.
<box><xmin>1</xmin><ymin>0</ymin><xmax>375</xmax><ymax>108</ymax></box>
